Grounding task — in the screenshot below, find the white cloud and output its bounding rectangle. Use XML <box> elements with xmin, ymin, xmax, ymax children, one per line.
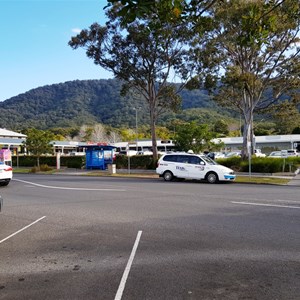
<box><xmin>71</xmin><ymin>28</ymin><xmax>81</xmax><ymax>34</ymax></box>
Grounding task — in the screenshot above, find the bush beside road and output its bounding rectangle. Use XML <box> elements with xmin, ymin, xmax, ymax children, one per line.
<box><xmin>12</xmin><ymin>155</ymin><xmax>300</xmax><ymax>174</ymax></box>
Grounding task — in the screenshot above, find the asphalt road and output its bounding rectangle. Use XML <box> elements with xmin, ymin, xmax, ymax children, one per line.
<box><xmin>0</xmin><ymin>174</ymin><xmax>299</xmax><ymax>300</ymax></box>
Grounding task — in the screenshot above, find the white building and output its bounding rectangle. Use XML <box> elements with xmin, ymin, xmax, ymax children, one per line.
<box><xmin>50</xmin><ymin>135</ymin><xmax>300</xmax><ymax>155</ymax></box>
<box><xmin>0</xmin><ymin>128</ymin><xmax>26</xmax><ymax>154</ymax></box>
<box><xmin>2</xmin><ymin>127</ymin><xmax>299</xmax><ymax>156</ymax></box>
<box><xmin>216</xmin><ymin>134</ymin><xmax>300</xmax><ymax>153</ymax></box>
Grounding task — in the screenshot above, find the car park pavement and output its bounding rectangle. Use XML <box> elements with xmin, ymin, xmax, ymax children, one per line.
<box><xmin>287</xmin><ymin>170</ymin><xmax>300</xmax><ymax>186</ymax></box>
<box><xmin>1</xmin><ymin>172</ymin><xmax>299</xmax><ymax>299</ymax></box>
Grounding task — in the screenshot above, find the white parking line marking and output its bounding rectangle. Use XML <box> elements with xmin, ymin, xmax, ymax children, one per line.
<box><xmin>13</xmin><ymin>179</ymin><xmax>126</xmax><ymax>191</ymax></box>
<box><xmin>0</xmin><ymin>216</ymin><xmax>46</xmax><ymax>244</ymax></box>
<box><xmin>231</xmin><ymin>201</ymin><xmax>300</xmax><ymax>209</ymax></box>
<box><xmin>115</xmin><ymin>231</ymin><xmax>142</xmax><ymax>300</ymax></box>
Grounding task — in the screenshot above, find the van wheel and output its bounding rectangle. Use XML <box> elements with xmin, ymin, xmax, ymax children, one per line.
<box><xmin>163</xmin><ymin>171</ymin><xmax>174</xmax><ymax>182</ymax></box>
<box><xmin>206</xmin><ymin>172</ymin><xmax>219</xmax><ymax>184</ymax></box>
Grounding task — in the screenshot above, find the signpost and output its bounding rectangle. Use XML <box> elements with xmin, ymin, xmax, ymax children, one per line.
<box><xmin>56</xmin><ymin>151</ymin><xmax>61</xmax><ymax>170</ymax></box>
<box><xmin>281</xmin><ymin>150</ymin><xmax>288</xmax><ymax>172</ymax></box>
<box><xmin>247</xmin><ymin>141</ymin><xmax>252</xmax><ymax>178</ymax></box>
<box><xmin>127</xmin><ymin>142</ymin><xmax>137</xmax><ymax>174</ymax></box>
<box><xmin>127</xmin><ymin>143</ymin><xmax>130</xmax><ymax>174</ymax></box>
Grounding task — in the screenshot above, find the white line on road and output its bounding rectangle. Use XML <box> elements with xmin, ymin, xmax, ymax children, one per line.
<box><xmin>231</xmin><ymin>201</ymin><xmax>300</xmax><ymax>209</ymax></box>
<box><xmin>114</xmin><ymin>231</ymin><xmax>143</xmax><ymax>300</ymax></box>
<box><xmin>274</xmin><ymin>199</ymin><xmax>300</xmax><ymax>203</ymax></box>
<box><xmin>13</xmin><ymin>179</ymin><xmax>126</xmax><ymax>191</ymax></box>
<box><xmin>0</xmin><ymin>216</ymin><xmax>46</xmax><ymax>244</ymax></box>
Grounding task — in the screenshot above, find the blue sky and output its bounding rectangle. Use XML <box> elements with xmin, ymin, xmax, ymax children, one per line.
<box><xmin>0</xmin><ymin>0</ymin><xmax>112</xmax><ymax>101</ymax></box>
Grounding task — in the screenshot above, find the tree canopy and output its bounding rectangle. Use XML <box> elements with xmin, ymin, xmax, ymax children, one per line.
<box><xmin>191</xmin><ymin>0</ymin><xmax>300</xmax><ymax>157</ymax></box>
<box><xmin>23</xmin><ymin>128</ymin><xmax>55</xmax><ymax>167</ymax></box>
<box><xmin>174</xmin><ymin>121</ymin><xmax>222</xmax><ymax>153</ymax></box>
<box><xmin>69</xmin><ymin>4</ymin><xmax>197</xmax><ymax>159</ymax></box>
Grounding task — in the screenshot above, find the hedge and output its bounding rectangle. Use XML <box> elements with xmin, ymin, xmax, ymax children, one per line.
<box><xmin>12</xmin><ymin>155</ymin><xmax>85</xmax><ymax>169</ymax></box>
<box><xmin>115</xmin><ymin>155</ymin><xmax>157</xmax><ymax>169</ymax></box>
<box><xmin>217</xmin><ymin>156</ymin><xmax>300</xmax><ymax>173</ymax></box>
<box><xmin>11</xmin><ymin>154</ymin><xmax>300</xmax><ymax>173</ymax></box>
<box><xmin>11</xmin><ymin>155</ymin><xmax>156</xmax><ymax>170</ymax></box>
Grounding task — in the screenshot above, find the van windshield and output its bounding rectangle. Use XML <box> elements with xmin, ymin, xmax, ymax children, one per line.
<box><xmin>201</xmin><ymin>156</ymin><xmax>218</xmax><ymax>165</ymax></box>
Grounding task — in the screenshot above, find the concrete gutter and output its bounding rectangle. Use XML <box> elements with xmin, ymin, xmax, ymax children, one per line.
<box><xmin>287</xmin><ymin>169</ymin><xmax>300</xmax><ymax>186</ymax></box>
<box><xmin>50</xmin><ymin>167</ymin><xmax>300</xmax><ymax>186</ymax></box>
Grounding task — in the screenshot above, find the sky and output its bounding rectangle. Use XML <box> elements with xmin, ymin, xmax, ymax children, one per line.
<box><xmin>0</xmin><ymin>0</ymin><xmax>113</xmax><ymax>101</ymax></box>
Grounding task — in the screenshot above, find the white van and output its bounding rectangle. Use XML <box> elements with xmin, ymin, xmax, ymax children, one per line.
<box><xmin>156</xmin><ymin>153</ymin><xmax>236</xmax><ymax>183</ymax></box>
<box><xmin>286</xmin><ymin>149</ymin><xmax>299</xmax><ymax>157</ymax></box>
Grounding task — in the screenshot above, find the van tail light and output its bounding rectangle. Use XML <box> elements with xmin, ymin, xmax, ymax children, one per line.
<box><xmin>5</xmin><ymin>167</ymin><xmax>13</xmax><ymax>172</ymax></box>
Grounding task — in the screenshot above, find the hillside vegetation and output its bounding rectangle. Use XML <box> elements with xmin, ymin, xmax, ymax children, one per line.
<box><xmin>0</xmin><ymin>79</ymin><xmax>234</xmax><ymax>131</ymax></box>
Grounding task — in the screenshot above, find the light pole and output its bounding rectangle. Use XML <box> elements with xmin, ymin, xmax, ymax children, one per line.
<box><xmin>133</xmin><ymin>107</ymin><xmax>139</xmax><ymax>152</ymax></box>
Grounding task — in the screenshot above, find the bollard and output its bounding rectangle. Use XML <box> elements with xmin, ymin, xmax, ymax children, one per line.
<box><xmin>108</xmin><ymin>164</ymin><xmax>116</xmax><ymax>174</ymax></box>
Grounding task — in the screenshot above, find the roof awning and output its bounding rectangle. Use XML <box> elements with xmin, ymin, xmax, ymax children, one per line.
<box><xmin>0</xmin><ymin>138</ymin><xmax>26</xmax><ymax>146</ymax></box>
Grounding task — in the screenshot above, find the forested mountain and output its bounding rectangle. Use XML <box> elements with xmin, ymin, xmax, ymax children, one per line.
<box><xmin>0</xmin><ymin>79</ymin><xmax>232</xmax><ymax>131</ymax></box>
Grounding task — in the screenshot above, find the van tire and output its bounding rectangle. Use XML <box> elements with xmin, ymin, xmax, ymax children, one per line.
<box><xmin>206</xmin><ymin>172</ymin><xmax>219</xmax><ymax>184</ymax></box>
<box><xmin>163</xmin><ymin>171</ymin><xmax>174</xmax><ymax>182</ymax></box>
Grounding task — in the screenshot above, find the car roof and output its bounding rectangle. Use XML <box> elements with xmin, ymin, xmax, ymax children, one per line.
<box><xmin>163</xmin><ymin>151</ymin><xmax>198</xmax><ymax>154</ymax></box>
<box><xmin>161</xmin><ymin>152</ymin><xmax>203</xmax><ymax>156</ymax></box>
<box><xmin>269</xmin><ymin>151</ymin><xmax>281</xmax><ymax>155</ymax></box>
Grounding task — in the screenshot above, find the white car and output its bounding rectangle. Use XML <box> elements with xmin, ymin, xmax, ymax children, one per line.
<box><xmin>224</xmin><ymin>151</ymin><xmax>241</xmax><ymax>158</ymax></box>
<box><xmin>0</xmin><ymin>163</ymin><xmax>13</xmax><ymax>186</ymax></box>
<box><xmin>268</xmin><ymin>151</ymin><xmax>282</xmax><ymax>158</ymax></box>
<box><xmin>156</xmin><ymin>153</ymin><xmax>236</xmax><ymax>184</ymax></box>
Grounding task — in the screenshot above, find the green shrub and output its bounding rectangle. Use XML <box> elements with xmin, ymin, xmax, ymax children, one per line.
<box><xmin>217</xmin><ymin>157</ymin><xmax>243</xmax><ymax>172</ymax></box>
<box><xmin>60</xmin><ymin>156</ymin><xmax>86</xmax><ymax>169</ymax></box>
<box><xmin>30</xmin><ymin>164</ymin><xmax>53</xmax><ymax>173</ymax></box>
<box><xmin>12</xmin><ymin>155</ymin><xmax>85</xmax><ymax>169</ymax></box>
<box><xmin>115</xmin><ymin>155</ymin><xmax>156</xmax><ymax>169</ymax></box>
<box><xmin>30</xmin><ymin>166</ymin><xmax>39</xmax><ymax>173</ymax></box>
<box><xmin>240</xmin><ymin>158</ymin><xmax>283</xmax><ymax>173</ymax></box>
<box><xmin>39</xmin><ymin>164</ymin><xmax>53</xmax><ymax>171</ymax></box>
<box><xmin>217</xmin><ymin>156</ymin><xmax>300</xmax><ymax>173</ymax></box>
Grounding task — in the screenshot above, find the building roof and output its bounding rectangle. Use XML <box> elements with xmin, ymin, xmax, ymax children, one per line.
<box><xmin>0</xmin><ymin>128</ymin><xmax>26</xmax><ymax>138</ymax></box>
<box><xmin>50</xmin><ymin>141</ymin><xmax>86</xmax><ymax>147</ymax></box>
<box><xmin>0</xmin><ymin>138</ymin><xmax>26</xmax><ymax>146</ymax></box>
<box><xmin>215</xmin><ymin>134</ymin><xmax>300</xmax><ymax>145</ymax></box>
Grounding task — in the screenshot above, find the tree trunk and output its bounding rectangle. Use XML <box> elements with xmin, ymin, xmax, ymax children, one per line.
<box><xmin>148</xmin><ymin>82</ymin><xmax>158</xmax><ymax>162</ymax></box>
<box><xmin>150</xmin><ymin>105</ymin><xmax>158</xmax><ymax>161</ymax></box>
<box><xmin>241</xmin><ymin>109</ymin><xmax>254</xmax><ymax>159</ymax></box>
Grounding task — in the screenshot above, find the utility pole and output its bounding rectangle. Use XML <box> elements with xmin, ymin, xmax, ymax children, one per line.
<box><xmin>133</xmin><ymin>107</ymin><xmax>139</xmax><ymax>152</ymax></box>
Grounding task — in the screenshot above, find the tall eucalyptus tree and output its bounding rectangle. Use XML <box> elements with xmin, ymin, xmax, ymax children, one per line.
<box><xmin>191</xmin><ymin>0</ymin><xmax>300</xmax><ymax>157</ymax></box>
<box><xmin>69</xmin><ymin>4</ymin><xmax>200</xmax><ymax>159</ymax></box>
